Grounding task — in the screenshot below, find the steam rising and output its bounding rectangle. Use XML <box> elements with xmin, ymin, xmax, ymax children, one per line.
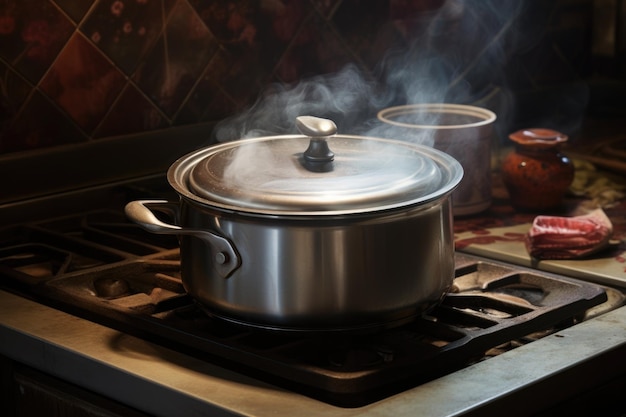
<box><xmin>209</xmin><ymin>0</ymin><xmax>588</xmax><ymax>196</ymax></box>
<box><xmin>213</xmin><ymin>1</ymin><xmax>528</xmax><ymax>143</ymax></box>
<box><xmin>213</xmin><ymin>64</ymin><xmax>391</xmax><ymax>142</ymax></box>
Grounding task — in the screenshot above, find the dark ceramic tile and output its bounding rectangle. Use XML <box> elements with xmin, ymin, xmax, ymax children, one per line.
<box><xmin>53</xmin><ymin>0</ymin><xmax>97</xmax><ymax>22</ymax></box>
<box><xmin>40</xmin><ymin>33</ymin><xmax>126</xmax><ymax>133</ymax></box>
<box><xmin>191</xmin><ymin>0</ymin><xmax>309</xmax><ymax>86</ymax></box>
<box><xmin>0</xmin><ymin>0</ymin><xmax>75</xmax><ymax>84</ymax></box>
<box><xmin>260</xmin><ymin>0</ymin><xmax>312</xmax><ymax>58</ymax></box>
<box><xmin>134</xmin><ymin>0</ymin><xmax>218</xmax><ymax>117</ymax></box>
<box><xmin>501</xmin><ymin>54</ymin><xmax>536</xmax><ymax>91</ymax></box>
<box><xmin>521</xmin><ymin>40</ymin><xmax>579</xmax><ymax>85</ymax></box>
<box><xmin>310</xmin><ymin>0</ymin><xmax>342</xmax><ymax>18</ymax></box>
<box><xmin>0</xmin><ymin>6</ymin><xmax>24</xmax><ymax>61</ymax></box>
<box><xmin>0</xmin><ymin>90</ymin><xmax>87</xmax><ymax>154</ymax></box>
<box><xmin>81</xmin><ymin>0</ymin><xmax>176</xmax><ymax>75</ymax></box>
<box><xmin>190</xmin><ymin>0</ymin><xmax>259</xmax><ymax>43</ymax></box>
<box><xmin>493</xmin><ymin>4</ymin><xmax>579</xmax><ymax>89</ymax></box>
<box><xmin>94</xmin><ymin>83</ymin><xmax>167</xmax><ymax>138</ymax></box>
<box><xmin>276</xmin><ymin>13</ymin><xmax>354</xmax><ymax>83</ymax></box>
<box><xmin>0</xmin><ymin>62</ymin><xmax>33</xmax><ymax>126</ymax></box>
<box><xmin>213</xmin><ymin>46</ymin><xmax>270</xmax><ymax>105</ymax></box>
<box><xmin>419</xmin><ymin>3</ymin><xmax>520</xmax><ymax>101</ymax></box>
<box><xmin>175</xmin><ymin>86</ymin><xmax>237</xmax><ymax>126</ymax></box>
<box><xmin>549</xmin><ymin>2</ymin><xmax>593</xmax><ymax>74</ymax></box>
<box><xmin>175</xmin><ymin>50</ymin><xmax>242</xmax><ymax>124</ymax></box>
<box><xmin>332</xmin><ymin>0</ymin><xmax>407</xmax><ymax>70</ymax></box>
<box><xmin>387</xmin><ymin>0</ymin><xmax>445</xmax><ymax>40</ymax></box>
<box><xmin>356</xmin><ymin>23</ymin><xmax>404</xmax><ymax>73</ymax></box>
<box><xmin>440</xmin><ymin>3</ymin><xmax>514</xmax><ymax>59</ymax></box>
<box><xmin>379</xmin><ymin>1</ymin><xmax>525</xmax><ymax>105</ymax></box>
<box><xmin>332</xmin><ymin>0</ymin><xmax>390</xmax><ymax>42</ymax></box>
<box><xmin>552</xmin><ymin>29</ymin><xmax>590</xmax><ymax>75</ymax></box>
<box><xmin>0</xmin><ymin>0</ymin><xmax>606</xmax><ymax>157</ymax></box>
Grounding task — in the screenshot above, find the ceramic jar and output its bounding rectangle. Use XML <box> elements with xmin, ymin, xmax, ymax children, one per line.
<box><xmin>501</xmin><ymin>128</ymin><xmax>574</xmax><ymax>211</ymax></box>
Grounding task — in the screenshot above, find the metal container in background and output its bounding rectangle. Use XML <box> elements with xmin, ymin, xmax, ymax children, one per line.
<box><xmin>377</xmin><ymin>104</ymin><xmax>496</xmax><ymax>216</ymax></box>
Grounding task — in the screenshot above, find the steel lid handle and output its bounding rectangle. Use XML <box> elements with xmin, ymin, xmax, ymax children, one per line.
<box><xmin>296</xmin><ymin>116</ymin><xmax>337</xmax><ymax>172</ymax></box>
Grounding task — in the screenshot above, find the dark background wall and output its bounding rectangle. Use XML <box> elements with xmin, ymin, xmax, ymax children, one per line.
<box><xmin>0</xmin><ymin>0</ymin><xmax>624</xmax><ymax>156</ymax></box>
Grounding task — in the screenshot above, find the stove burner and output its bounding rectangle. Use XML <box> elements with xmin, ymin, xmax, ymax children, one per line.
<box><xmin>93</xmin><ymin>277</ymin><xmax>131</xmax><ymax>298</ymax></box>
<box><xmin>0</xmin><ymin>208</ymin><xmax>617</xmax><ymax>407</ymax></box>
<box><xmin>0</xmin><ymin>242</ymin><xmax>116</xmax><ymax>277</ymax></box>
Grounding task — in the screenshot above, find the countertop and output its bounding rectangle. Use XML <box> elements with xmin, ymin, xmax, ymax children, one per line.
<box><xmin>454</xmin><ymin>160</ymin><xmax>626</xmax><ymax>288</ymax></box>
<box><xmin>2</xmin><ymin>289</ymin><xmax>626</xmax><ymax>417</ymax></box>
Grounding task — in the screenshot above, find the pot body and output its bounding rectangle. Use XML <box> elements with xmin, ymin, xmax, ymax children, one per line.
<box><xmin>172</xmin><ymin>196</ymin><xmax>455</xmax><ymax>331</ymax></box>
<box><xmin>125</xmin><ymin>132</ymin><xmax>462</xmax><ymax>332</ymax></box>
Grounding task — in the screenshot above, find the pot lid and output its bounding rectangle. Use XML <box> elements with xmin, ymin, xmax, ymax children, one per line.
<box><xmin>169</xmin><ymin>117</ymin><xmax>463</xmax><ymax>216</ymax></box>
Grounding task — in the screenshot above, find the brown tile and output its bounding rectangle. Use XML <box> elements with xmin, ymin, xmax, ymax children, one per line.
<box><xmin>175</xmin><ymin>86</ymin><xmax>237</xmax><ymax>126</ymax></box>
<box><xmin>54</xmin><ymin>0</ymin><xmax>97</xmax><ymax>22</ymax></box>
<box><xmin>0</xmin><ymin>7</ymin><xmax>23</xmax><ymax>62</ymax></box>
<box><xmin>134</xmin><ymin>0</ymin><xmax>218</xmax><ymax>117</ymax></box>
<box><xmin>516</xmin><ymin>38</ymin><xmax>579</xmax><ymax>86</ymax></box>
<box><xmin>190</xmin><ymin>0</ymin><xmax>258</xmax><ymax>43</ymax></box>
<box><xmin>332</xmin><ymin>0</ymin><xmax>405</xmax><ymax>70</ymax></box>
<box><xmin>191</xmin><ymin>0</ymin><xmax>310</xmax><ymax>80</ymax></box>
<box><xmin>210</xmin><ymin>46</ymin><xmax>268</xmax><ymax>106</ymax></box>
<box><xmin>332</xmin><ymin>0</ymin><xmax>391</xmax><ymax>40</ymax></box>
<box><xmin>276</xmin><ymin>13</ymin><xmax>354</xmax><ymax>83</ymax></box>
<box><xmin>0</xmin><ymin>61</ymin><xmax>33</xmax><ymax>123</ymax></box>
<box><xmin>80</xmin><ymin>0</ymin><xmax>176</xmax><ymax>75</ymax></box>
<box><xmin>0</xmin><ymin>0</ymin><xmax>75</xmax><ymax>84</ymax></box>
<box><xmin>258</xmin><ymin>0</ymin><xmax>313</xmax><ymax>67</ymax></box>
<box><xmin>388</xmin><ymin>0</ymin><xmax>446</xmax><ymax>18</ymax></box>
<box><xmin>0</xmin><ymin>90</ymin><xmax>86</xmax><ymax>154</ymax></box>
<box><xmin>310</xmin><ymin>0</ymin><xmax>342</xmax><ymax>18</ymax></box>
<box><xmin>175</xmin><ymin>50</ymin><xmax>241</xmax><ymax>124</ymax></box>
<box><xmin>94</xmin><ymin>84</ymin><xmax>168</xmax><ymax>138</ymax></box>
<box><xmin>40</xmin><ymin>33</ymin><xmax>126</xmax><ymax>133</ymax></box>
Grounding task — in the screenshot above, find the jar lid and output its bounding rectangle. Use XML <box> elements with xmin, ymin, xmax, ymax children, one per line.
<box><xmin>509</xmin><ymin>128</ymin><xmax>568</xmax><ymax>148</ymax></box>
<box><xmin>168</xmin><ymin>120</ymin><xmax>463</xmax><ymax>216</ymax></box>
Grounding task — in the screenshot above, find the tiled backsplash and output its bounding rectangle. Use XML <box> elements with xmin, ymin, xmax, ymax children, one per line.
<box><xmin>0</xmin><ymin>0</ymin><xmax>605</xmax><ymax>155</ymax></box>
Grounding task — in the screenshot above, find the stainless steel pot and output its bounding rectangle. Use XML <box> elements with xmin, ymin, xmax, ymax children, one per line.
<box><xmin>125</xmin><ymin>117</ymin><xmax>463</xmax><ymax>332</ymax></box>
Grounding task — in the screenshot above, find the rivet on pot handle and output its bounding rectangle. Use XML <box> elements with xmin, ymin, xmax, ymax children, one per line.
<box><xmin>124</xmin><ymin>200</ymin><xmax>240</xmax><ymax>278</ymax></box>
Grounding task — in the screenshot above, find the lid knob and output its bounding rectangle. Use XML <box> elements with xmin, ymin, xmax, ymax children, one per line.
<box><xmin>296</xmin><ymin>116</ymin><xmax>336</xmax><ymax>172</ymax></box>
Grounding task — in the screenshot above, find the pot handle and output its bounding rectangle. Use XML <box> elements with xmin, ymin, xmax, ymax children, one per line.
<box><xmin>125</xmin><ymin>200</ymin><xmax>240</xmax><ymax>278</ymax></box>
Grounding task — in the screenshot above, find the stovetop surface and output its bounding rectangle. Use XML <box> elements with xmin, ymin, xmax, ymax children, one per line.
<box><xmin>0</xmin><ymin>202</ymin><xmax>615</xmax><ymax>407</ymax></box>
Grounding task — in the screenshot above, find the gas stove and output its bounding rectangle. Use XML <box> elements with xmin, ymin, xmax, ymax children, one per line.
<box><xmin>1</xmin><ymin>175</ymin><xmax>626</xmax><ymax>416</ymax></box>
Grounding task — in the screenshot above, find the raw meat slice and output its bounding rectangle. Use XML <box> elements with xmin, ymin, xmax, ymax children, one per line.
<box><xmin>525</xmin><ymin>209</ymin><xmax>613</xmax><ymax>259</ymax></box>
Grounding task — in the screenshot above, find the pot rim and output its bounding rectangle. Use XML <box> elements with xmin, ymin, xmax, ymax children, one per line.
<box><xmin>168</xmin><ymin>134</ymin><xmax>463</xmax><ymax>217</ymax></box>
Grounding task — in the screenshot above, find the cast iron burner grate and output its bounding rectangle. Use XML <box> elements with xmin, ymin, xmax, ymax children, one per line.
<box><xmin>0</xmin><ymin>210</ymin><xmax>611</xmax><ymax>407</ymax></box>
